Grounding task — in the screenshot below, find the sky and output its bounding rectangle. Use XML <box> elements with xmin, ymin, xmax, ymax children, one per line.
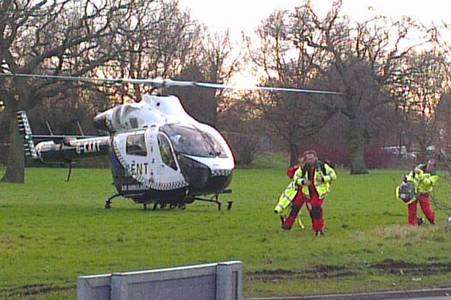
<box><xmin>179</xmin><ymin>0</ymin><xmax>450</xmax><ymax>38</ymax></box>
<box><xmin>178</xmin><ymin>0</ymin><xmax>450</xmax><ymax>86</ymax></box>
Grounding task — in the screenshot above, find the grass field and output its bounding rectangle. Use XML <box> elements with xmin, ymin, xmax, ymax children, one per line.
<box><xmin>0</xmin><ymin>157</ymin><xmax>450</xmax><ymax>299</ymax></box>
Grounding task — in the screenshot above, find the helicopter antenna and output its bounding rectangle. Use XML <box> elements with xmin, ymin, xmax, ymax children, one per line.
<box><xmin>0</xmin><ymin>73</ymin><xmax>342</xmax><ymax>95</ymax></box>
<box><xmin>45</xmin><ymin>120</ymin><xmax>54</xmax><ymax>135</ymax></box>
<box><xmin>76</xmin><ymin>120</ymin><xmax>85</xmax><ymax>136</ymax></box>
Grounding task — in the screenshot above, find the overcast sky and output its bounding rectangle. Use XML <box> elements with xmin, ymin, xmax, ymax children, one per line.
<box><xmin>179</xmin><ymin>0</ymin><xmax>450</xmax><ymax>39</ymax></box>
<box><xmin>177</xmin><ymin>0</ymin><xmax>449</xmax><ymax>85</ymax></box>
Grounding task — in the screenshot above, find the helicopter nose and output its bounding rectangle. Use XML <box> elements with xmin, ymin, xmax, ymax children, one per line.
<box><xmin>178</xmin><ymin>155</ymin><xmax>211</xmax><ymax>190</ymax></box>
<box><xmin>206</xmin><ymin>169</ymin><xmax>233</xmax><ymax>192</ymax></box>
<box><xmin>177</xmin><ymin>155</ymin><xmax>232</xmax><ymax>193</ymax></box>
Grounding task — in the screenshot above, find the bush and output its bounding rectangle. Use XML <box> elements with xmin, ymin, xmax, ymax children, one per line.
<box><xmin>364</xmin><ymin>147</ymin><xmax>393</xmax><ymax>168</ymax></box>
<box><xmin>314</xmin><ymin>146</ymin><xmax>393</xmax><ymax>169</ymax></box>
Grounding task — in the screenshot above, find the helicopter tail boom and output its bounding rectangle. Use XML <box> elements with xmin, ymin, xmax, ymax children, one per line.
<box><xmin>35</xmin><ymin>136</ymin><xmax>111</xmax><ymax>163</ymax></box>
<box><xmin>17</xmin><ymin>110</ymin><xmax>110</xmax><ymax>163</ymax></box>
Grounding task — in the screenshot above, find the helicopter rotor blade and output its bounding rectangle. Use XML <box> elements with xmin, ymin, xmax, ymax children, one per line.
<box><xmin>0</xmin><ymin>73</ymin><xmax>120</xmax><ymax>84</ymax></box>
<box><xmin>0</xmin><ymin>73</ymin><xmax>342</xmax><ymax>95</ymax></box>
<box><xmin>0</xmin><ymin>73</ymin><xmax>193</xmax><ymax>87</ymax></box>
<box><xmin>192</xmin><ymin>82</ymin><xmax>342</xmax><ymax>95</ymax></box>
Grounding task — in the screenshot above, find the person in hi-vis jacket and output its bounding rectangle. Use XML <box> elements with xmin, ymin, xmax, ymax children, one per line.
<box><xmin>275</xmin><ymin>150</ymin><xmax>337</xmax><ymax>235</ymax></box>
<box><xmin>404</xmin><ymin>159</ymin><xmax>438</xmax><ymax>226</ymax></box>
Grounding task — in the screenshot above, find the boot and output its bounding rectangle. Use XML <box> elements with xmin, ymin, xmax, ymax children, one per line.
<box><xmin>417</xmin><ymin>217</ymin><xmax>424</xmax><ymax>226</ymax></box>
<box><xmin>315</xmin><ymin>231</ymin><xmax>325</xmax><ymax>237</ymax></box>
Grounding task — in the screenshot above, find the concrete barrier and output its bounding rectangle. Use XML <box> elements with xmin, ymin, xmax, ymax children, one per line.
<box><xmin>77</xmin><ymin>273</ymin><xmax>111</xmax><ymax>300</ymax></box>
<box><xmin>77</xmin><ymin>261</ymin><xmax>243</xmax><ymax>300</ymax></box>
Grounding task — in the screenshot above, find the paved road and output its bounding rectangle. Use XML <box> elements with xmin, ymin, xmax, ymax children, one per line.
<box><xmin>249</xmin><ymin>287</ymin><xmax>451</xmax><ymax>300</ymax></box>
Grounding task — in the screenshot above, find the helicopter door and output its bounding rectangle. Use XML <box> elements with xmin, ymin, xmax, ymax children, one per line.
<box><xmin>158</xmin><ymin>133</ymin><xmax>177</xmax><ymax>170</ymax></box>
<box><xmin>155</xmin><ymin>132</ymin><xmax>185</xmax><ymax>188</ymax></box>
<box><xmin>124</xmin><ymin>131</ymin><xmax>150</xmax><ymax>185</ymax></box>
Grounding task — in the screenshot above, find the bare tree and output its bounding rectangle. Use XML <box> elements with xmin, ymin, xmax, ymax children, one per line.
<box><xmin>96</xmin><ymin>0</ymin><xmax>205</xmax><ymax>103</ymax></box>
<box><xmin>437</xmin><ymin>93</ymin><xmax>450</xmax><ymax>152</ymax></box>
<box><xmin>436</xmin><ymin>93</ymin><xmax>451</xmax><ymax>172</ymax></box>
<box><xmin>0</xmin><ymin>0</ymin><xmax>133</xmax><ymax>183</ymax></box>
<box><xmin>279</xmin><ymin>1</ymin><xmax>436</xmax><ymax>173</ymax></box>
<box><xmin>246</xmin><ymin>10</ymin><xmax>336</xmax><ymax>166</ymax></box>
<box><xmin>395</xmin><ymin>50</ymin><xmax>450</xmax><ymax>160</ymax></box>
<box><xmin>170</xmin><ymin>31</ymin><xmax>239</xmax><ymax>126</ymax></box>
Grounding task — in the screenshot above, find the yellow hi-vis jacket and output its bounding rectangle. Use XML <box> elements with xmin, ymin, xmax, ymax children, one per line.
<box><xmin>294</xmin><ymin>162</ymin><xmax>337</xmax><ymax>199</ymax></box>
<box><xmin>405</xmin><ymin>164</ymin><xmax>439</xmax><ymax>195</ymax></box>
<box><xmin>274</xmin><ymin>180</ymin><xmax>298</xmax><ymax>215</ymax></box>
<box><xmin>274</xmin><ymin>162</ymin><xmax>337</xmax><ymax>215</ymax></box>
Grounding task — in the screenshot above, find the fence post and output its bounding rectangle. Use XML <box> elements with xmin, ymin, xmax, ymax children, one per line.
<box><xmin>77</xmin><ymin>274</ymin><xmax>111</xmax><ymax>300</ymax></box>
<box><xmin>216</xmin><ymin>261</ymin><xmax>243</xmax><ymax>300</ymax></box>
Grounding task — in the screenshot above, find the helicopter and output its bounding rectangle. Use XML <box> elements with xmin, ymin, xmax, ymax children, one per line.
<box><xmin>3</xmin><ymin>73</ymin><xmax>340</xmax><ymax>211</ymax></box>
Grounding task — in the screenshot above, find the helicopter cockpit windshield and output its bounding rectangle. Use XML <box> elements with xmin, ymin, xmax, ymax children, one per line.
<box><xmin>161</xmin><ymin>124</ymin><xmax>227</xmax><ymax>158</ymax></box>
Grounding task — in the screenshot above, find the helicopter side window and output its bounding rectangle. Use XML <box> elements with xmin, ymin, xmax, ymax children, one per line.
<box><xmin>126</xmin><ymin>133</ymin><xmax>147</xmax><ymax>156</ymax></box>
<box><xmin>158</xmin><ymin>133</ymin><xmax>177</xmax><ymax>170</ymax></box>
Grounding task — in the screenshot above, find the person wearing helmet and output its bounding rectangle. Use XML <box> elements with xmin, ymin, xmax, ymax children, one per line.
<box><xmin>294</xmin><ymin>150</ymin><xmax>337</xmax><ymax>236</ymax></box>
<box><xmin>275</xmin><ymin>150</ymin><xmax>337</xmax><ymax>235</ymax></box>
<box><xmin>404</xmin><ymin>159</ymin><xmax>439</xmax><ymax>226</ymax></box>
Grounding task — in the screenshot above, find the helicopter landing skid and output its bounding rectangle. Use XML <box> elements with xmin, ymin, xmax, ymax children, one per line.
<box><xmin>152</xmin><ymin>201</ymin><xmax>186</xmax><ymax>210</ymax></box>
<box><xmin>192</xmin><ymin>193</ymin><xmax>233</xmax><ymax>211</ymax></box>
<box><xmin>105</xmin><ymin>193</ymin><xmax>121</xmax><ymax>209</ymax></box>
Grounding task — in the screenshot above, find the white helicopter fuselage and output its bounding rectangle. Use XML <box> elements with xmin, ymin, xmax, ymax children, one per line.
<box><xmin>28</xmin><ymin>94</ymin><xmax>235</xmax><ymax>205</ymax></box>
<box><xmin>105</xmin><ymin>95</ymin><xmax>234</xmax><ymax>198</ymax></box>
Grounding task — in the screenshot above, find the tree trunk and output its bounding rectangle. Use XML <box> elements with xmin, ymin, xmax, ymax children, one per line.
<box><xmin>1</xmin><ymin>106</ymin><xmax>25</xmax><ymax>183</ymax></box>
<box><xmin>348</xmin><ymin>119</ymin><xmax>368</xmax><ymax>174</ymax></box>
<box><xmin>417</xmin><ymin>139</ymin><xmax>428</xmax><ymax>163</ymax></box>
<box><xmin>289</xmin><ymin>143</ymin><xmax>299</xmax><ymax>167</ymax></box>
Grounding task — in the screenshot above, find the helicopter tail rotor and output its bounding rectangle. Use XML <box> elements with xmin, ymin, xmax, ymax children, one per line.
<box><xmin>17</xmin><ymin>111</ymin><xmax>39</xmax><ymax>159</ymax></box>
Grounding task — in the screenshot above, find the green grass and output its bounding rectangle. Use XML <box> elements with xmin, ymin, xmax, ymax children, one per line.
<box><xmin>0</xmin><ymin>166</ymin><xmax>450</xmax><ymax>299</ymax></box>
